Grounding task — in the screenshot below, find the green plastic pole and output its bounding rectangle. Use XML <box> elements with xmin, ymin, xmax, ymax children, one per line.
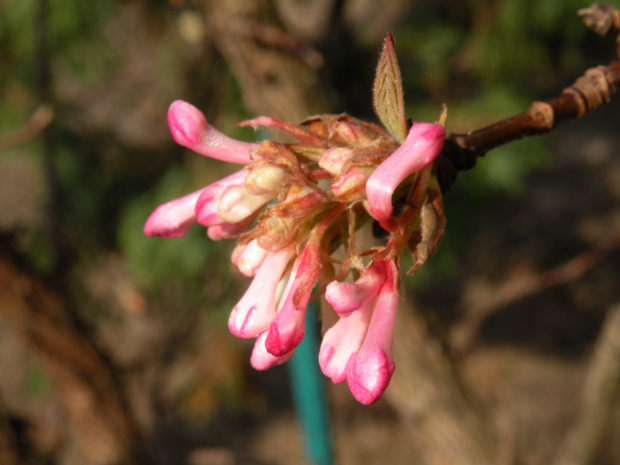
<box><xmin>289</xmin><ymin>299</ymin><xmax>334</xmax><ymax>465</ymax></box>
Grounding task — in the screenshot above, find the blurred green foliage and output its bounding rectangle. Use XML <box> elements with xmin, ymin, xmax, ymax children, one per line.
<box><xmin>118</xmin><ymin>167</ymin><xmax>217</xmax><ymax>291</ymax></box>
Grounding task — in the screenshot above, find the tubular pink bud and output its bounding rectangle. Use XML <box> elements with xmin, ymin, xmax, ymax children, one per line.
<box><xmin>325</xmin><ymin>260</ymin><xmax>386</xmax><ymax>316</ymax></box>
<box><xmin>251</xmin><ymin>331</ymin><xmax>296</xmax><ymax>371</ymax></box>
<box><xmin>365</xmin><ymin>122</ymin><xmax>444</xmax><ymax>222</ymax></box>
<box><xmin>143</xmin><ymin>188</ymin><xmax>203</xmax><ymax>238</ymax></box>
<box><xmin>331</xmin><ymin>166</ymin><xmax>373</xmax><ymax>197</ymax></box>
<box><xmin>265</xmin><ymin>242</ymin><xmax>322</xmax><ymax>356</ymax></box>
<box><xmin>206</xmin><ymin>215</ymin><xmax>255</xmax><ymax>240</ymax></box>
<box><xmin>346</xmin><ymin>259</ymin><xmax>399</xmax><ymax>405</ymax></box>
<box><xmin>168</xmin><ymin>100</ymin><xmax>258</xmax><ymax>164</ymax></box>
<box><xmin>319</xmin><ymin>298</ymin><xmax>373</xmax><ymax>383</ymax></box>
<box><xmin>218</xmin><ymin>186</ymin><xmax>274</xmax><ymax>224</ymax></box>
<box><xmin>318</xmin><ymin>147</ymin><xmax>353</xmax><ymax>176</ymax></box>
<box><xmin>195</xmin><ymin>170</ymin><xmax>247</xmax><ymax>227</ymax></box>
<box><xmin>228</xmin><ymin>246</ymin><xmax>295</xmax><ymax>338</ymax></box>
<box><xmin>244</xmin><ymin>165</ymin><xmax>291</xmax><ymax>195</ymax></box>
<box><xmin>231</xmin><ymin>239</ymin><xmax>269</xmax><ymax>277</ymax></box>
<box><xmin>330</xmin><ymin>120</ymin><xmax>374</xmax><ymax>147</ymax></box>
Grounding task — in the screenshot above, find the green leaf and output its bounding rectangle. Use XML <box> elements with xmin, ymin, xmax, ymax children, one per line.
<box><xmin>373</xmin><ymin>34</ymin><xmax>408</xmax><ymax>143</ymax></box>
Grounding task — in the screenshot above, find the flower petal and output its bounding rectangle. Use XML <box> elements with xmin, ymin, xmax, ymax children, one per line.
<box><xmin>231</xmin><ymin>239</ymin><xmax>269</xmax><ymax>277</ymax></box>
<box><xmin>346</xmin><ymin>259</ymin><xmax>399</xmax><ymax>405</ymax></box>
<box><xmin>365</xmin><ymin>122</ymin><xmax>444</xmax><ymax>222</ymax></box>
<box><xmin>143</xmin><ymin>188</ymin><xmax>203</xmax><ymax>237</ymax></box>
<box><xmin>218</xmin><ymin>185</ymin><xmax>274</xmax><ymax>224</ymax></box>
<box><xmin>325</xmin><ymin>260</ymin><xmax>386</xmax><ymax>316</ymax></box>
<box><xmin>250</xmin><ymin>331</ymin><xmax>296</xmax><ymax>370</ymax></box>
<box><xmin>168</xmin><ymin>100</ymin><xmax>258</xmax><ymax>164</ymax></box>
<box><xmin>228</xmin><ymin>246</ymin><xmax>295</xmax><ymax>338</ymax></box>
<box><xmin>195</xmin><ymin>170</ymin><xmax>247</xmax><ymax>227</ymax></box>
<box><xmin>265</xmin><ymin>242</ymin><xmax>322</xmax><ymax>356</ymax></box>
<box><xmin>319</xmin><ymin>298</ymin><xmax>373</xmax><ymax>383</ymax></box>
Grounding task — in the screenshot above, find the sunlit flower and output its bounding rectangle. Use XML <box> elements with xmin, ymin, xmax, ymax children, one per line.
<box><xmin>145</xmin><ymin>38</ymin><xmax>447</xmax><ymax>404</ymax></box>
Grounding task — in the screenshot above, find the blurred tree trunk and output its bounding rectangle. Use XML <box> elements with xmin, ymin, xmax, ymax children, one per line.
<box><xmin>387</xmin><ymin>305</ymin><xmax>498</xmax><ymax>465</ymax></box>
<box><xmin>551</xmin><ymin>302</ymin><xmax>620</xmax><ymax>465</ymax></box>
<box><xmin>201</xmin><ymin>0</ymin><xmax>328</xmax><ymax>122</ymax></box>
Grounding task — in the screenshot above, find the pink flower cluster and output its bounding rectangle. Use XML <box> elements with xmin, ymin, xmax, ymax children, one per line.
<box><xmin>145</xmin><ymin>100</ymin><xmax>445</xmax><ymax>404</ymax></box>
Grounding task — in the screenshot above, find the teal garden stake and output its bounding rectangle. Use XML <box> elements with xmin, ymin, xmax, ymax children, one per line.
<box><xmin>289</xmin><ymin>298</ymin><xmax>333</xmax><ymax>465</ymax></box>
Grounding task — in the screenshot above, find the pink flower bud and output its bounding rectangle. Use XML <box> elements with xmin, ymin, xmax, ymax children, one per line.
<box><xmin>347</xmin><ymin>259</ymin><xmax>399</xmax><ymax>405</ymax></box>
<box><xmin>195</xmin><ymin>170</ymin><xmax>247</xmax><ymax>227</ymax></box>
<box><xmin>228</xmin><ymin>246</ymin><xmax>295</xmax><ymax>338</ymax></box>
<box><xmin>255</xmin><ymin>217</ymin><xmax>298</xmax><ymax>250</ymax></box>
<box><xmin>206</xmin><ymin>215</ymin><xmax>255</xmax><ymax>240</ymax></box>
<box><xmin>318</xmin><ymin>147</ymin><xmax>353</xmax><ymax>176</ymax></box>
<box><xmin>231</xmin><ymin>239</ymin><xmax>269</xmax><ymax>277</ymax></box>
<box><xmin>143</xmin><ymin>188</ymin><xmax>203</xmax><ymax>238</ymax></box>
<box><xmin>218</xmin><ymin>186</ymin><xmax>274</xmax><ymax>224</ymax></box>
<box><xmin>330</xmin><ymin>120</ymin><xmax>374</xmax><ymax>147</ymax></box>
<box><xmin>365</xmin><ymin>122</ymin><xmax>444</xmax><ymax>222</ymax></box>
<box><xmin>244</xmin><ymin>165</ymin><xmax>291</xmax><ymax>195</ymax></box>
<box><xmin>331</xmin><ymin>166</ymin><xmax>373</xmax><ymax>197</ymax></box>
<box><xmin>250</xmin><ymin>331</ymin><xmax>296</xmax><ymax>370</ymax></box>
<box><xmin>265</xmin><ymin>242</ymin><xmax>322</xmax><ymax>356</ymax></box>
<box><xmin>325</xmin><ymin>260</ymin><xmax>386</xmax><ymax>316</ymax></box>
<box><xmin>168</xmin><ymin>100</ymin><xmax>258</xmax><ymax>164</ymax></box>
<box><xmin>319</xmin><ymin>298</ymin><xmax>373</xmax><ymax>383</ymax></box>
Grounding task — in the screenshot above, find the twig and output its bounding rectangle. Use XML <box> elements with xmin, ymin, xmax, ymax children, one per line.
<box><xmin>578</xmin><ymin>4</ymin><xmax>620</xmax><ymax>37</ymax></box>
<box><xmin>439</xmin><ymin>61</ymin><xmax>619</xmax><ymax>187</ymax></box>
<box><xmin>235</xmin><ymin>20</ymin><xmax>324</xmax><ymax>69</ymax></box>
<box><xmin>578</xmin><ymin>3</ymin><xmax>620</xmax><ymax>58</ymax></box>
<box><xmin>551</xmin><ymin>301</ymin><xmax>620</xmax><ymax>465</ymax></box>
<box><xmin>203</xmin><ymin>0</ymin><xmax>328</xmax><ymax>123</ymax></box>
<box><xmin>437</xmin><ymin>3</ymin><xmax>620</xmax><ymax>192</ymax></box>
<box><xmin>450</xmin><ymin>232</ymin><xmax>620</xmax><ymax>355</ymax></box>
<box><xmin>0</xmin><ymin>104</ymin><xmax>54</xmax><ymax>153</ymax></box>
<box><xmin>35</xmin><ymin>0</ymin><xmax>71</xmax><ymax>277</ymax></box>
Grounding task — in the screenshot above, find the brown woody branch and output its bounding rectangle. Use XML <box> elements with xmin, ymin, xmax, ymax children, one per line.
<box><xmin>450</xmin><ymin>231</ymin><xmax>620</xmax><ymax>355</ymax></box>
<box><xmin>0</xmin><ymin>104</ymin><xmax>54</xmax><ymax>154</ymax></box>
<box><xmin>439</xmin><ymin>60</ymin><xmax>620</xmax><ymax>189</ymax></box>
<box><xmin>578</xmin><ymin>4</ymin><xmax>620</xmax><ymax>37</ymax></box>
<box><xmin>438</xmin><ymin>4</ymin><xmax>620</xmax><ymax>192</ymax></box>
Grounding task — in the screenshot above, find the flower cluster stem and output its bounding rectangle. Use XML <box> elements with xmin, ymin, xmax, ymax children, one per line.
<box><xmin>442</xmin><ymin>61</ymin><xmax>620</xmax><ymax>185</ymax></box>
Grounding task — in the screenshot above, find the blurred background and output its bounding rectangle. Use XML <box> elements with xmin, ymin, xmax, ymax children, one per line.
<box><xmin>1</xmin><ymin>0</ymin><xmax>620</xmax><ymax>464</ymax></box>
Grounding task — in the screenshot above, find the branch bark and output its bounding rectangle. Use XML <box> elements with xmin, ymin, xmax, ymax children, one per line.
<box><xmin>439</xmin><ymin>61</ymin><xmax>620</xmax><ymax>190</ymax></box>
<box><xmin>438</xmin><ymin>3</ymin><xmax>620</xmax><ymax>191</ymax></box>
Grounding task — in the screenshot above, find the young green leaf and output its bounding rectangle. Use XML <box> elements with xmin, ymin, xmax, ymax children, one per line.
<box><xmin>373</xmin><ymin>34</ymin><xmax>407</xmax><ymax>143</ymax></box>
